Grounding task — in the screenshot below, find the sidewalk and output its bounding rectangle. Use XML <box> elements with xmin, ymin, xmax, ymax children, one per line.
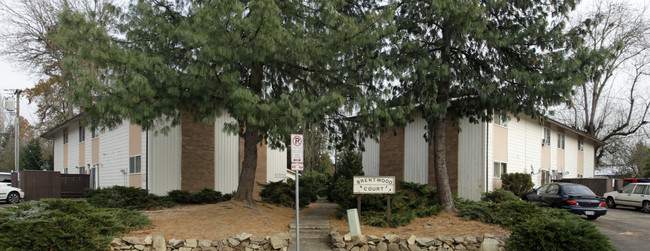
<box><xmin>287</xmin><ymin>200</ymin><xmax>338</xmax><ymax>251</ymax></box>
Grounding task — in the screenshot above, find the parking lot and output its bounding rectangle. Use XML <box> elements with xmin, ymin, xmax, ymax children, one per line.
<box><xmin>593</xmin><ymin>207</ymin><xmax>650</xmax><ymax>251</ymax></box>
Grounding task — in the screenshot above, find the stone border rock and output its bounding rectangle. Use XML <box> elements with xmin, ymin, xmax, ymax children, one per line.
<box><xmin>328</xmin><ymin>228</ymin><xmax>506</xmax><ymax>251</ymax></box>
<box><xmin>110</xmin><ymin>232</ymin><xmax>291</xmax><ymax>251</ymax></box>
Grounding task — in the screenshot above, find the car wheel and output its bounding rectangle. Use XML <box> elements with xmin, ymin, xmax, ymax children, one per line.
<box><xmin>6</xmin><ymin>192</ymin><xmax>20</xmax><ymax>204</ymax></box>
<box><xmin>606</xmin><ymin>197</ymin><xmax>616</xmax><ymax>208</ymax></box>
<box><xmin>643</xmin><ymin>201</ymin><xmax>650</xmax><ymax>213</ymax></box>
<box><xmin>587</xmin><ymin>215</ymin><xmax>599</xmax><ymax>220</ymax></box>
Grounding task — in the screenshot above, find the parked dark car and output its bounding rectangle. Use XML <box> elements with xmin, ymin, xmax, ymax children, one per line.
<box><xmin>522</xmin><ymin>182</ymin><xmax>607</xmax><ymax>220</ymax></box>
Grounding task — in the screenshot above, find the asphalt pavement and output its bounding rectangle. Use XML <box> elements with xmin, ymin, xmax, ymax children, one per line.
<box><xmin>593</xmin><ymin>207</ymin><xmax>650</xmax><ymax>251</ymax></box>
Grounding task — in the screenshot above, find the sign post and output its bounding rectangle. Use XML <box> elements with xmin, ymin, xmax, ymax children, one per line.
<box><xmin>290</xmin><ymin>134</ymin><xmax>303</xmax><ymax>250</ymax></box>
<box><xmin>353</xmin><ymin>176</ymin><xmax>396</xmax><ymax>225</ymax></box>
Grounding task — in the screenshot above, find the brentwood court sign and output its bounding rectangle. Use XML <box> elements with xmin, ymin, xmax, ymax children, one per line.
<box><xmin>353</xmin><ymin>176</ymin><xmax>396</xmax><ymax>194</ymax></box>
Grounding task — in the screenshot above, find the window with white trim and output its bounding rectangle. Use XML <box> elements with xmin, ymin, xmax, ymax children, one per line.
<box><xmin>493</xmin><ymin>162</ymin><xmax>507</xmax><ymax>178</ymax></box>
<box><xmin>129</xmin><ymin>156</ymin><xmax>141</xmax><ymax>174</ymax></box>
<box><xmin>494</xmin><ymin>113</ymin><xmax>509</xmax><ymax>127</ymax></box>
<box><xmin>557</xmin><ymin>133</ymin><xmax>565</xmax><ymax>149</ymax></box>
<box><xmin>63</xmin><ymin>130</ymin><xmax>68</xmax><ymax>144</ymax></box>
<box><xmin>543</xmin><ymin>127</ymin><xmax>551</xmax><ymax>145</ymax></box>
<box><xmin>79</xmin><ymin>126</ymin><xmax>85</xmax><ymax>142</ymax></box>
<box><xmin>92</xmin><ymin>129</ymin><xmax>98</xmax><ymax>139</ymax></box>
<box><xmin>578</xmin><ymin>140</ymin><xmax>584</xmax><ymax>151</ymax></box>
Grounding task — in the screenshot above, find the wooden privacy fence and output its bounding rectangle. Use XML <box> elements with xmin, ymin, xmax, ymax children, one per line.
<box><xmin>11</xmin><ymin>171</ymin><xmax>89</xmax><ymax>201</ymax></box>
<box><xmin>553</xmin><ymin>178</ymin><xmax>613</xmax><ymax>197</ymax></box>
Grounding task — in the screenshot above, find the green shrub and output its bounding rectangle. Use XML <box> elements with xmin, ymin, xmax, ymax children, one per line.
<box><xmin>508</xmin><ymin>213</ymin><xmax>615</xmax><ymax>251</ymax></box>
<box><xmin>458</xmin><ymin>200</ymin><xmax>540</xmax><ymax>227</ymax></box>
<box><xmin>301</xmin><ymin>172</ymin><xmax>332</xmax><ymax>197</ymax></box>
<box><xmin>334</xmin><ymin>180</ymin><xmax>444</xmax><ymax>228</ymax></box>
<box><xmin>192</xmin><ymin>189</ymin><xmax>226</xmax><ymax>204</ymax></box>
<box><xmin>167</xmin><ymin>190</ymin><xmax>193</xmax><ymax>204</ymax></box>
<box><xmin>85</xmin><ymin>186</ymin><xmax>175</xmax><ymax>210</ymax></box>
<box><xmin>259</xmin><ymin>179</ymin><xmax>318</xmax><ymax>208</ymax></box>
<box><xmin>481</xmin><ymin>189</ymin><xmax>520</xmax><ymax>203</ymax></box>
<box><xmin>501</xmin><ymin>173</ymin><xmax>534</xmax><ymax>197</ymax></box>
<box><xmin>0</xmin><ymin>199</ymin><xmax>150</xmax><ymax>250</ymax></box>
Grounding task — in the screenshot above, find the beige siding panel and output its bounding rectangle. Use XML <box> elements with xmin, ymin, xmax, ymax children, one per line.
<box><xmin>542</xmin><ymin>145</ymin><xmax>551</xmax><ymax>170</ymax></box>
<box><xmin>129</xmin><ymin>174</ymin><xmax>142</xmax><ymax>188</ymax></box>
<box><xmin>458</xmin><ymin>118</ymin><xmax>486</xmax><ymax>201</ymax></box>
<box><xmin>129</xmin><ymin>124</ymin><xmax>142</xmax><ymax>156</ymax></box>
<box><xmin>266</xmin><ymin>145</ymin><xmax>287</xmax><ymax>183</ymax></box>
<box><xmin>584</xmin><ymin>141</ymin><xmax>595</xmax><ymax>177</ymax></box>
<box><xmin>149</xmin><ymin>122</ymin><xmax>182</xmax><ymax>195</ymax></box>
<box><xmin>557</xmin><ymin>149</ymin><xmax>565</xmax><ymax>172</ymax></box>
<box><xmin>92</xmin><ymin>139</ymin><xmax>99</xmax><ymax>164</ymax></box>
<box><xmin>362</xmin><ymin>137</ymin><xmax>380</xmax><ymax>176</ymax></box>
<box><xmin>79</xmin><ymin>142</ymin><xmax>85</xmax><ymax>166</ymax></box>
<box><xmin>492</xmin><ymin>125</ymin><xmax>508</xmax><ymax>162</ymax></box>
<box><xmin>578</xmin><ymin>150</ymin><xmax>584</xmax><ymax>176</ymax></box>
<box><xmin>63</xmin><ymin>144</ymin><xmax>68</xmax><ymax>169</ymax></box>
<box><xmin>404</xmin><ymin>115</ymin><xmax>428</xmax><ymax>184</ymax></box>
<box><xmin>214</xmin><ymin>114</ymin><xmax>239</xmax><ymax>194</ymax></box>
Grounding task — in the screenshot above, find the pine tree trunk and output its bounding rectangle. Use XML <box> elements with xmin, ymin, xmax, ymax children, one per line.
<box><xmin>433</xmin><ymin>116</ymin><xmax>456</xmax><ymax>212</ymax></box>
<box><xmin>434</xmin><ymin>21</ymin><xmax>456</xmax><ymax>212</ymax></box>
<box><xmin>233</xmin><ymin>125</ymin><xmax>259</xmax><ymax>205</ymax></box>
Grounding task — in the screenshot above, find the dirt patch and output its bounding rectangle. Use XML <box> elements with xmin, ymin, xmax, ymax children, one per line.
<box><xmin>330</xmin><ymin>212</ymin><xmax>511</xmax><ymax>240</ymax></box>
<box><xmin>127</xmin><ymin>201</ymin><xmax>510</xmax><ymax>240</ymax></box>
<box><xmin>127</xmin><ymin>200</ymin><xmax>295</xmax><ymax>240</ymax></box>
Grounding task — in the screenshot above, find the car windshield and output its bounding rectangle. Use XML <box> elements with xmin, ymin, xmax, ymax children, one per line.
<box><xmin>562</xmin><ymin>185</ymin><xmax>596</xmax><ymax>196</ymax></box>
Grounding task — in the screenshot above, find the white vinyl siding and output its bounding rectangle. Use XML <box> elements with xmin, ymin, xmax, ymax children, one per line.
<box><xmin>267</xmin><ymin>145</ymin><xmax>287</xmax><ymax>183</ymax></box>
<box><xmin>149</xmin><ymin>122</ymin><xmax>182</xmax><ymax>196</ymax></box>
<box><xmin>98</xmin><ymin>122</ymin><xmax>130</xmax><ymax>188</ymax></box>
<box><xmin>362</xmin><ymin>137</ymin><xmax>380</xmax><ymax>176</ymax></box>
<box><xmin>53</xmin><ymin>132</ymin><xmax>64</xmax><ymax>171</ymax></box>
<box><xmin>565</xmin><ymin>134</ymin><xmax>579</xmax><ymax>178</ymax></box>
<box><xmin>403</xmin><ymin>116</ymin><xmax>428</xmax><ymax>184</ymax></box>
<box><xmin>213</xmin><ymin>114</ymin><xmax>239</xmax><ymax>194</ymax></box>
<box><xmin>458</xmin><ymin>118</ymin><xmax>486</xmax><ymax>201</ymax></box>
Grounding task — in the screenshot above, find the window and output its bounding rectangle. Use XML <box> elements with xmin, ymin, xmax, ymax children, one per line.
<box><xmin>92</xmin><ymin>129</ymin><xmax>98</xmax><ymax>139</ymax></box>
<box><xmin>621</xmin><ymin>184</ymin><xmax>635</xmax><ymax>194</ymax></box>
<box><xmin>63</xmin><ymin>168</ymin><xmax>68</xmax><ymax>174</ymax></box>
<box><xmin>493</xmin><ymin>162</ymin><xmax>507</xmax><ymax>178</ymax></box>
<box><xmin>494</xmin><ymin>113</ymin><xmax>508</xmax><ymax>127</ymax></box>
<box><xmin>543</xmin><ymin>127</ymin><xmax>551</xmax><ymax>145</ymax></box>
<box><xmin>546</xmin><ymin>184</ymin><xmax>559</xmax><ymax>194</ymax></box>
<box><xmin>79</xmin><ymin>126</ymin><xmax>85</xmax><ymax>142</ymax></box>
<box><xmin>633</xmin><ymin>185</ymin><xmax>647</xmax><ymax>194</ymax></box>
<box><xmin>129</xmin><ymin>156</ymin><xmax>141</xmax><ymax>174</ymax></box>
<box><xmin>63</xmin><ymin>130</ymin><xmax>68</xmax><ymax>144</ymax></box>
<box><xmin>578</xmin><ymin>140</ymin><xmax>584</xmax><ymax>151</ymax></box>
<box><xmin>78</xmin><ymin>166</ymin><xmax>85</xmax><ymax>174</ymax></box>
<box><xmin>557</xmin><ymin>133</ymin><xmax>565</xmax><ymax>149</ymax></box>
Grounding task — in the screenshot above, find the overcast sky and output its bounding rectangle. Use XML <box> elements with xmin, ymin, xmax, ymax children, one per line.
<box><xmin>0</xmin><ymin>0</ymin><xmax>647</xmax><ymax>127</ymax></box>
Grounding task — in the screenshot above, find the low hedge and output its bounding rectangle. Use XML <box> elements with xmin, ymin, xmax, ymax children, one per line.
<box><xmin>457</xmin><ymin>199</ymin><xmax>614</xmax><ymax>250</ymax></box>
<box><xmin>0</xmin><ymin>199</ymin><xmax>151</xmax><ymax>250</ymax></box>
<box><xmin>85</xmin><ymin>186</ymin><xmax>234</xmax><ymax>210</ymax></box>
<box><xmin>85</xmin><ymin>186</ymin><xmax>176</xmax><ymax>210</ymax></box>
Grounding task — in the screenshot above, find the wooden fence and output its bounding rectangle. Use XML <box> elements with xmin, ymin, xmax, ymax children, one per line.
<box><xmin>11</xmin><ymin>171</ymin><xmax>89</xmax><ymax>201</ymax></box>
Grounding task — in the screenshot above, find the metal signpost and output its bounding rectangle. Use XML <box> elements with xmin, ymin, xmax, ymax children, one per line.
<box><xmin>290</xmin><ymin>134</ymin><xmax>304</xmax><ymax>250</ymax></box>
<box><xmin>353</xmin><ymin>176</ymin><xmax>396</xmax><ymax>224</ymax></box>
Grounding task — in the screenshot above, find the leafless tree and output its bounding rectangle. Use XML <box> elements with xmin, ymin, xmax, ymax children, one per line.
<box><xmin>557</xmin><ymin>1</ymin><xmax>650</xmax><ymax>164</ymax></box>
<box><xmin>0</xmin><ymin>0</ymin><xmax>113</xmax><ymax>130</ymax></box>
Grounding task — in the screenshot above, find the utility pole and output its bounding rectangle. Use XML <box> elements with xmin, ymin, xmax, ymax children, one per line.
<box><xmin>14</xmin><ymin>89</ymin><xmax>21</xmax><ymax>172</ymax></box>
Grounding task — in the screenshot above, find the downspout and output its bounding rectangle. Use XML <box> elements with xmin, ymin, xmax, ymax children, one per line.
<box><xmin>485</xmin><ymin>121</ymin><xmax>489</xmax><ymax>193</ymax></box>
